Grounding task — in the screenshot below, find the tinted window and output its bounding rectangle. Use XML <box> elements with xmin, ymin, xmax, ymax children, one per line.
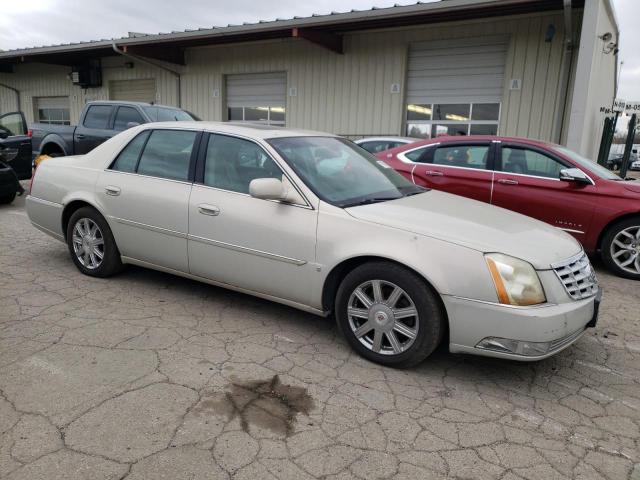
<box><xmin>501</xmin><ymin>147</ymin><xmax>564</xmax><ymax>179</ymax></box>
<box><xmin>83</xmin><ymin>105</ymin><xmax>113</xmax><ymax>129</ymax></box>
<box><xmin>137</xmin><ymin>130</ymin><xmax>197</xmax><ymax>181</ymax></box>
<box><xmin>433</xmin><ymin>145</ymin><xmax>490</xmax><ymax>170</ymax></box>
<box><xmin>111</xmin><ymin>131</ymin><xmax>150</xmax><ymax>173</ymax></box>
<box><xmin>404</xmin><ymin>147</ymin><xmax>429</xmax><ymax>163</ymax></box>
<box><xmin>204</xmin><ymin>134</ymin><xmax>282</xmax><ymax>194</ymax></box>
<box><xmin>114</xmin><ymin>107</ymin><xmax>144</xmax><ymax>131</ymax></box>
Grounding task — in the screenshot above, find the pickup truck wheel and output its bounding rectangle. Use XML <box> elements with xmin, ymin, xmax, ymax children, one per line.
<box><xmin>602</xmin><ymin>217</ymin><xmax>640</xmax><ymax>280</ymax></box>
<box><xmin>66</xmin><ymin>207</ymin><xmax>123</xmax><ymax>277</ymax></box>
<box><xmin>335</xmin><ymin>261</ymin><xmax>444</xmax><ymax>368</ymax></box>
<box><xmin>0</xmin><ymin>191</ymin><xmax>16</xmax><ymax>205</ymax></box>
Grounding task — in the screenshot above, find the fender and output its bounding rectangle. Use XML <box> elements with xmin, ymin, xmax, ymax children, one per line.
<box><xmin>37</xmin><ymin>133</ymin><xmax>70</xmax><ymax>156</ymax></box>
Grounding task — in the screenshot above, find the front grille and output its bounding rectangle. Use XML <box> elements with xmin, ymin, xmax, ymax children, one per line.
<box><xmin>552</xmin><ymin>252</ymin><xmax>599</xmax><ymax>300</ymax></box>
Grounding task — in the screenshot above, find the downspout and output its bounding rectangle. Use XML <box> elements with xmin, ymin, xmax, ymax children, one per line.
<box><xmin>553</xmin><ymin>0</ymin><xmax>575</xmax><ymax>144</ymax></box>
<box><xmin>0</xmin><ymin>83</ymin><xmax>21</xmax><ymax>111</ymax></box>
<box><xmin>111</xmin><ymin>41</ymin><xmax>182</xmax><ymax>108</ymax></box>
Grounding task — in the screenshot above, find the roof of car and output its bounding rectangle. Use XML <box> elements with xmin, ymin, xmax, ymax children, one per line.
<box><xmin>355</xmin><ymin>137</ymin><xmax>418</xmax><ymax>143</ymax></box>
<box><xmin>142</xmin><ymin>121</ymin><xmax>337</xmax><ymax>140</ymax></box>
<box><xmin>88</xmin><ymin>100</ymin><xmax>182</xmax><ymax>109</ymax></box>
<box><xmin>393</xmin><ymin>135</ymin><xmax>558</xmax><ymax>149</ymax></box>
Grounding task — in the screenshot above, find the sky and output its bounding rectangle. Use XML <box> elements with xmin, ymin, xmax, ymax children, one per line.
<box><xmin>0</xmin><ymin>0</ymin><xmax>638</xmax><ymax>99</ymax></box>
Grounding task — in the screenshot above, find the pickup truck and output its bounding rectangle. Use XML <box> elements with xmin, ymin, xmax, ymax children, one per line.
<box><xmin>31</xmin><ymin>101</ymin><xmax>196</xmax><ymax>158</ymax></box>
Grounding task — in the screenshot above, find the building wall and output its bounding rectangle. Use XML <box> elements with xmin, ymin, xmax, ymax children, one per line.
<box><xmin>1</xmin><ymin>11</ymin><xmax>572</xmax><ymax>144</ymax></box>
<box><xmin>566</xmin><ymin>0</ymin><xmax>618</xmax><ymax>158</ymax></box>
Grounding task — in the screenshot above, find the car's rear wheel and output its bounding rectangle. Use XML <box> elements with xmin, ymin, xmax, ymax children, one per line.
<box><xmin>601</xmin><ymin>217</ymin><xmax>640</xmax><ymax>280</ymax></box>
<box><xmin>66</xmin><ymin>207</ymin><xmax>123</xmax><ymax>277</ymax></box>
<box><xmin>0</xmin><ymin>191</ymin><xmax>16</xmax><ymax>205</ymax></box>
<box><xmin>335</xmin><ymin>261</ymin><xmax>444</xmax><ymax>368</ymax></box>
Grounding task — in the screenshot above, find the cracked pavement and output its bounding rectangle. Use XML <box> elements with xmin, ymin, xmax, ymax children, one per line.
<box><xmin>1</xmin><ymin>192</ymin><xmax>639</xmax><ymax>480</ymax></box>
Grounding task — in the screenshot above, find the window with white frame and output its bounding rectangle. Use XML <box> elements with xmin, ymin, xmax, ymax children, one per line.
<box><xmin>34</xmin><ymin>96</ymin><xmax>71</xmax><ymax>125</ymax></box>
<box><xmin>406</xmin><ymin>103</ymin><xmax>501</xmax><ymax>139</ymax></box>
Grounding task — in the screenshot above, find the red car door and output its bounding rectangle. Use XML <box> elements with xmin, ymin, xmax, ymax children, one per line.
<box><xmin>402</xmin><ymin>142</ymin><xmax>495</xmax><ymax>203</ymax></box>
<box><xmin>491</xmin><ymin>143</ymin><xmax>596</xmax><ymax>244</ymax></box>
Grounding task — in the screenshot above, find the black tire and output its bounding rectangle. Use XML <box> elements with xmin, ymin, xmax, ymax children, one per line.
<box><xmin>601</xmin><ymin>217</ymin><xmax>640</xmax><ymax>280</ymax></box>
<box><xmin>66</xmin><ymin>206</ymin><xmax>123</xmax><ymax>277</ymax></box>
<box><xmin>335</xmin><ymin>261</ymin><xmax>445</xmax><ymax>368</ymax></box>
<box><xmin>0</xmin><ymin>191</ymin><xmax>16</xmax><ymax>205</ymax></box>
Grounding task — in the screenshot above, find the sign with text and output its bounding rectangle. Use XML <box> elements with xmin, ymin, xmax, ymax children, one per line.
<box><xmin>613</xmin><ymin>98</ymin><xmax>626</xmax><ymax>112</ymax></box>
<box><xmin>625</xmin><ymin>101</ymin><xmax>640</xmax><ymax>114</ymax></box>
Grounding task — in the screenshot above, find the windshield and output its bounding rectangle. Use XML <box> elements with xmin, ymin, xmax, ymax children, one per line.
<box><xmin>268</xmin><ymin>137</ymin><xmax>425</xmax><ymax>207</ymax></box>
<box><xmin>552</xmin><ymin>145</ymin><xmax>622</xmax><ymax>181</ymax></box>
<box><xmin>143</xmin><ymin>106</ymin><xmax>195</xmax><ymax>122</ymax></box>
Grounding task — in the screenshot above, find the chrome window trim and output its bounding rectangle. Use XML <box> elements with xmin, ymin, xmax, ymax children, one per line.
<box><xmin>187</xmin><ymin>234</ymin><xmax>307</xmax><ymax>266</ymax></box>
<box><xmin>396</xmin><ymin>144</ymin><xmax>439</xmax><ymax>164</ymax></box>
<box><xmin>101</xmin><ymin>169</ymin><xmax>194</xmax><ymax>186</ymax></box>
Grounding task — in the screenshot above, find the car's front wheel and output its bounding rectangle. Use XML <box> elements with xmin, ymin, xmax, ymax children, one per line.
<box><xmin>66</xmin><ymin>207</ymin><xmax>123</xmax><ymax>277</ymax></box>
<box><xmin>335</xmin><ymin>261</ymin><xmax>445</xmax><ymax>368</ymax></box>
<box><xmin>601</xmin><ymin>217</ymin><xmax>640</xmax><ymax>280</ymax></box>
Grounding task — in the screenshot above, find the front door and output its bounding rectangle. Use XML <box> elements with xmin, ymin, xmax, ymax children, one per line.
<box><xmin>408</xmin><ymin>142</ymin><xmax>494</xmax><ymax>203</ymax></box>
<box><xmin>96</xmin><ymin>128</ymin><xmax>200</xmax><ymax>272</ymax></box>
<box><xmin>0</xmin><ymin>111</ymin><xmax>32</xmax><ymax>180</ymax></box>
<box><xmin>491</xmin><ymin>144</ymin><xmax>596</xmax><ymax>243</ymax></box>
<box><xmin>188</xmin><ymin>133</ymin><xmax>318</xmax><ymax>305</ymax></box>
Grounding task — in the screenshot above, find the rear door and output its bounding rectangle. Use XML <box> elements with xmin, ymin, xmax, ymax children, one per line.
<box><xmin>96</xmin><ymin>128</ymin><xmax>200</xmax><ymax>272</ymax></box>
<box><xmin>0</xmin><ymin>111</ymin><xmax>32</xmax><ymax>180</ymax></box>
<box><xmin>492</xmin><ymin>143</ymin><xmax>596</xmax><ymax>242</ymax></box>
<box><xmin>405</xmin><ymin>142</ymin><xmax>495</xmax><ymax>203</ymax></box>
<box><xmin>74</xmin><ymin>104</ymin><xmax>116</xmax><ymax>154</ymax></box>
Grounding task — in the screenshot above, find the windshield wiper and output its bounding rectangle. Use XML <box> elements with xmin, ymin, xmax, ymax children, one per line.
<box><xmin>344</xmin><ymin>197</ymin><xmax>401</xmax><ymax>207</ymax></box>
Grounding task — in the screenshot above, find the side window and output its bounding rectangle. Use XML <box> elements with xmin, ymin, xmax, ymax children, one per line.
<box><xmin>83</xmin><ymin>105</ymin><xmax>113</xmax><ymax>129</ymax></box>
<box><xmin>358</xmin><ymin>142</ymin><xmax>378</xmax><ymax>153</ymax></box>
<box><xmin>111</xmin><ymin>131</ymin><xmax>150</xmax><ymax>173</ymax></box>
<box><xmin>137</xmin><ymin>130</ymin><xmax>197</xmax><ymax>181</ymax></box>
<box><xmin>113</xmin><ymin>107</ymin><xmax>145</xmax><ymax>131</ymax></box>
<box><xmin>404</xmin><ymin>147</ymin><xmax>430</xmax><ymax>163</ymax></box>
<box><xmin>433</xmin><ymin>145</ymin><xmax>490</xmax><ymax>170</ymax></box>
<box><xmin>204</xmin><ymin>134</ymin><xmax>282</xmax><ymax>194</ymax></box>
<box><xmin>501</xmin><ymin>147</ymin><xmax>564</xmax><ymax>179</ymax></box>
<box><xmin>0</xmin><ymin>112</ymin><xmax>26</xmax><ymax>136</ymax></box>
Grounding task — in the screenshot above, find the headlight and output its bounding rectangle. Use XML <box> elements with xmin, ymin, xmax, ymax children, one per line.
<box><xmin>485</xmin><ymin>253</ymin><xmax>546</xmax><ymax>306</ymax></box>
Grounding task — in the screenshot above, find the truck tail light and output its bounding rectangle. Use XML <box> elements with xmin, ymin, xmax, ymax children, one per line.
<box><xmin>27</xmin><ymin>129</ymin><xmax>33</xmax><ymax>138</ymax></box>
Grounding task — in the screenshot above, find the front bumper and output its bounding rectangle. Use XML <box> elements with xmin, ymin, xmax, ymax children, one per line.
<box><xmin>444</xmin><ymin>289</ymin><xmax>601</xmax><ymax>361</ymax></box>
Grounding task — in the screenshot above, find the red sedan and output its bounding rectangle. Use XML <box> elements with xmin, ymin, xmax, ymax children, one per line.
<box><xmin>375</xmin><ymin>136</ymin><xmax>640</xmax><ymax>280</ymax></box>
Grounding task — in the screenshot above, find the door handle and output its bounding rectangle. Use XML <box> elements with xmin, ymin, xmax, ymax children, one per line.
<box><xmin>198</xmin><ymin>204</ymin><xmax>220</xmax><ymax>216</ymax></box>
<box><xmin>76</xmin><ymin>134</ymin><xmax>86</xmax><ymax>139</ymax></box>
<box><xmin>105</xmin><ymin>185</ymin><xmax>121</xmax><ymax>196</ymax></box>
<box><xmin>497</xmin><ymin>179</ymin><xmax>519</xmax><ymax>185</ymax></box>
<box><xmin>424</xmin><ymin>170</ymin><xmax>444</xmax><ymax>177</ymax></box>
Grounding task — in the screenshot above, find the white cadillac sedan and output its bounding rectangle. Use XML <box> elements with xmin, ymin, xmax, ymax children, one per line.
<box><xmin>27</xmin><ymin>123</ymin><xmax>601</xmax><ymax>367</ymax></box>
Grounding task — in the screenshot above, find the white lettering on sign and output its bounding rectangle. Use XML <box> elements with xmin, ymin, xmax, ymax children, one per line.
<box><xmin>613</xmin><ymin>98</ymin><xmax>626</xmax><ymax>112</ymax></box>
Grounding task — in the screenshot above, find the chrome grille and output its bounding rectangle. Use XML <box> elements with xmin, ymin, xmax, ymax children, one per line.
<box><xmin>552</xmin><ymin>252</ymin><xmax>598</xmax><ymax>300</ymax></box>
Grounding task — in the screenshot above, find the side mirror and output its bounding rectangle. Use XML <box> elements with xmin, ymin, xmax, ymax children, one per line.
<box><xmin>559</xmin><ymin>168</ymin><xmax>591</xmax><ymax>185</ymax></box>
<box><xmin>0</xmin><ymin>131</ymin><xmax>8</xmax><ymax>140</ymax></box>
<box><xmin>249</xmin><ymin>177</ymin><xmax>305</xmax><ymax>205</ymax></box>
<box><xmin>126</xmin><ymin>122</ymin><xmax>141</xmax><ymax>129</ymax></box>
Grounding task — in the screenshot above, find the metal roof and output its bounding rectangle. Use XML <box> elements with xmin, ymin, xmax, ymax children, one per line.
<box><xmin>0</xmin><ymin>0</ymin><xmax>586</xmax><ymax>64</ymax></box>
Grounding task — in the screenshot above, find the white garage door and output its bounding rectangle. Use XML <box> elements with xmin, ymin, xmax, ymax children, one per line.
<box><xmin>34</xmin><ymin>96</ymin><xmax>70</xmax><ymax>125</ymax></box>
<box><xmin>226</xmin><ymin>72</ymin><xmax>286</xmax><ymax>126</ymax></box>
<box><xmin>405</xmin><ymin>35</ymin><xmax>508</xmax><ymax>138</ymax></box>
<box><xmin>109</xmin><ymin>79</ymin><xmax>157</xmax><ymax>103</ymax></box>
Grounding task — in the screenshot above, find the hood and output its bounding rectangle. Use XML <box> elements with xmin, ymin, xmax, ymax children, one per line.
<box><xmin>346</xmin><ymin>191</ymin><xmax>581</xmax><ymax>270</ymax></box>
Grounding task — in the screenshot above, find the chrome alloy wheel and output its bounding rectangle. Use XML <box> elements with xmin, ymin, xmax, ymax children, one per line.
<box><xmin>72</xmin><ymin>218</ymin><xmax>105</xmax><ymax>270</ymax></box>
<box><xmin>610</xmin><ymin>226</ymin><xmax>640</xmax><ymax>275</ymax></box>
<box><xmin>347</xmin><ymin>280</ymin><xmax>419</xmax><ymax>356</ymax></box>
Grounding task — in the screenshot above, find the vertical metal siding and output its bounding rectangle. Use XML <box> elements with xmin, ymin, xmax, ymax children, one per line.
<box><xmin>1</xmin><ymin>11</ymin><xmax>569</xmax><ymax>145</ymax></box>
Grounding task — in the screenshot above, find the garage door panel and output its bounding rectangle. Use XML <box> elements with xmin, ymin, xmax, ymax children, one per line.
<box><xmin>407</xmin><ymin>35</ymin><xmax>508</xmax><ymax>105</ymax></box>
<box><xmin>109</xmin><ymin>79</ymin><xmax>156</xmax><ymax>103</ymax></box>
<box><xmin>226</xmin><ymin>72</ymin><xmax>286</xmax><ymax>108</ymax></box>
